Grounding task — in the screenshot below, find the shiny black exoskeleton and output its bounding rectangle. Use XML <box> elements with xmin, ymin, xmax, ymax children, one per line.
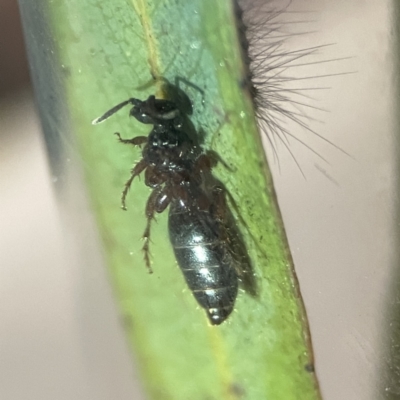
<box><xmin>93</xmin><ymin>82</ymin><xmax>248</xmax><ymax>325</ymax></box>
<box><xmin>168</xmin><ymin>183</ymin><xmax>239</xmax><ymax>325</ymax></box>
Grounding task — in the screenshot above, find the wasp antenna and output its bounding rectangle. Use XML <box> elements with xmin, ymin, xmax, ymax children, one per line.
<box><xmin>92</xmin><ymin>99</ymin><xmax>135</xmax><ymax>125</ymax></box>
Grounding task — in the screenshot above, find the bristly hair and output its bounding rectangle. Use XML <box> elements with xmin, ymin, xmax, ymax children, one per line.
<box><xmin>235</xmin><ymin>0</ymin><xmax>352</xmax><ymax>176</ymax></box>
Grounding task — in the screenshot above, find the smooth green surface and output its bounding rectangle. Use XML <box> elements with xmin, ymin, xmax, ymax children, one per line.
<box><xmin>43</xmin><ymin>0</ymin><xmax>320</xmax><ymax>399</ymax></box>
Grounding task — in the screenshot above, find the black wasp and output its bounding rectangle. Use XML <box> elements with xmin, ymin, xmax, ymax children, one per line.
<box><xmin>93</xmin><ymin>80</ymin><xmax>254</xmax><ymax>325</ymax></box>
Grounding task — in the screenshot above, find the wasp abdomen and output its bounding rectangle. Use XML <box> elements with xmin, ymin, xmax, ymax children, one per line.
<box><xmin>168</xmin><ymin>203</ymin><xmax>238</xmax><ymax>325</ymax></box>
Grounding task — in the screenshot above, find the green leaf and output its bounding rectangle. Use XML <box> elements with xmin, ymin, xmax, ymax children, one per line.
<box><xmin>20</xmin><ymin>0</ymin><xmax>322</xmax><ymax>399</ymax></box>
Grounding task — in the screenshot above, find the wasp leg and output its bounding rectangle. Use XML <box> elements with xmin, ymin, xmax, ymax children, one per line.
<box><xmin>121</xmin><ymin>159</ymin><xmax>147</xmax><ymax>210</ymax></box>
<box><xmin>194</xmin><ymin>152</ymin><xmax>215</xmax><ymax>172</ymax></box>
<box><xmin>208</xmin><ymin>150</ymin><xmax>232</xmax><ymax>171</ymax></box>
<box><xmin>194</xmin><ymin>150</ymin><xmax>232</xmax><ymax>174</ymax></box>
<box><xmin>142</xmin><ymin>185</ymin><xmax>172</xmax><ymax>273</ymax></box>
<box><xmin>115</xmin><ymin>133</ymin><xmax>147</xmax><ymax>146</ymax></box>
<box><xmin>175</xmin><ymin>76</ymin><xmax>205</xmax><ymax>105</ymax></box>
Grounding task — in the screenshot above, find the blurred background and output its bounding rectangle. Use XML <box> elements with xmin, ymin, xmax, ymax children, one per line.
<box><xmin>0</xmin><ymin>0</ymin><xmax>398</xmax><ymax>399</ymax></box>
<box><xmin>0</xmin><ymin>1</ymin><xmax>145</xmax><ymax>399</ymax></box>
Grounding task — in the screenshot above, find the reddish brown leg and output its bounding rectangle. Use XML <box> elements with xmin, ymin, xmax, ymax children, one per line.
<box><xmin>115</xmin><ymin>133</ymin><xmax>147</xmax><ymax>146</ymax></box>
<box><xmin>142</xmin><ymin>185</ymin><xmax>172</xmax><ymax>273</ymax></box>
<box><xmin>145</xmin><ymin>165</ymin><xmax>167</xmax><ymax>188</ymax></box>
<box><xmin>194</xmin><ymin>152</ymin><xmax>215</xmax><ymax>173</ymax></box>
<box><xmin>194</xmin><ymin>150</ymin><xmax>231</xmax><ymax>175</ymax></box>
<box><xmin>121</xmin><ymin>158</ymin><xmax>147</xmax><ymax>210</ymax></box>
